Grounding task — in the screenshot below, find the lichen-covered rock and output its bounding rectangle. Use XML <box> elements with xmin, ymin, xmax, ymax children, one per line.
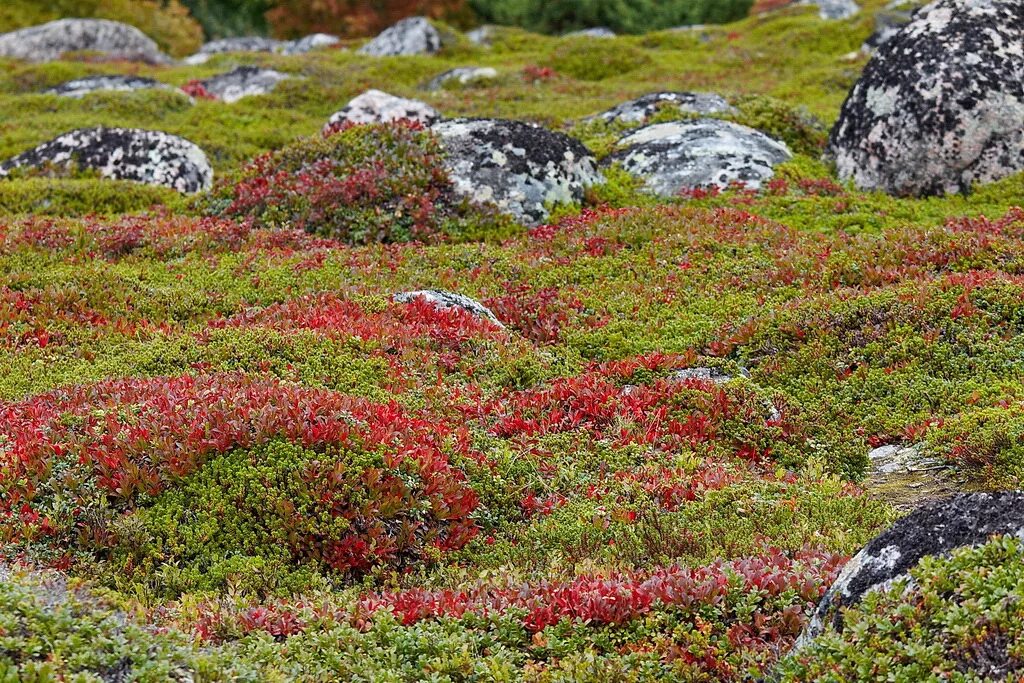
<box><xmin>358</xmin><ymin>17</ymin><xmax>441</xmax><ymax>56</ymax></box>
<box><xmin>564</xmin><ymin>27</ymin><xmax>617</xmax><ymax>38</ymax></box>
<box><xmin>604</xmin><ymin>118</ymin><xmax>791</xmax><ymax>195</ymax></box>
<box><xmin>669</xmin><ymin>367</ymin><xmax>747</xmax><ymax>384</ymax></box>
<box><xmin>0</xmin><ymin>19</ymin><xmax>170</xmax><ymax>64</ymax></box>
<box><xmin>326</xmin><ymin>90</ymin><xmax>440</xmax><ymax>128</ymax></box>
<box><xmin>431</xmin><ymin>118</ymin><xmax>603</xmax><ymax>225</ymax></box>
<box><xmin>393</xmin><ymin>290</ymin><xmax>503</xmax><ymax>326</ymax></box>
<box><xmin>44</xmin><ymin>75</ymin><xmax>178</xmax><ymax>99</ymax></box>
<box><xmin>182</xmin><ymin>36</ymin><xmax>282</xmax><ymax>64</ymax></box>
<box><xmin>829</xmin><ymin>0</ymin><xmax>1024</xmax><ymax>197</ymax></box>
<box><xmin>0</xmin><ymin>127</ymin><xmax>212</xmax><ymax>194</ymax></box>
<box><xmin>588</xmin><ymin>91</ymin><xmax>736</xmax><ymax>124</ymax></box>
<box><xmin>198</xmin><ymin>66</ymin><xmax>291</xmax><ymax>104</ymax></box>
<box><xmin>803</xmin><ymin>0</ymin><xmax>860</xmax><ymax>19</ymax></box>
<box><xmin>796</xmin><ymin>492</ymin><xmax>1024</xmax><ymax>648</ymax></box>
<box><xmin>423</xmin><ymin>67</ymin><xmax>498</xmax><ymax>91</ymax></box>
<box><xmin>280</xmin><ymin>33</ymin><xmax>341</xmax><ymax>55</ymax></box>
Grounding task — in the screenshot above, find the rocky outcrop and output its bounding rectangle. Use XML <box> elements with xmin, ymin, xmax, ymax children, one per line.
<box><xmin>604</xmin><ymin>119</ymin><xmax>791</xmax><ymax>195</ymax></box>
<box><xmin>44</xmin><ymin>75</ymin><xmax>178</xmax><ymax>99</ymax></box>
<box><xmin>0</xmin><ymin>19</ymin><xmax>170</xmax><ymax>64</ymax></box>
<box><xmin>829</xmin><ymin>0</ymin><xmax>1024</xmax><ymax>196</ymax></box>
<box><xmin>588</xmin><ymin>91</ymin><xmax>736</xmax><ymax>124</ymax></box>
<box><xmin>423</xmin><ymin>67</ymin><xmax>498</xmax><ymax>91</ymax></box>
<box><xmin>393</xmin><ymin>290</ymin><xmax>503</xmax><ymax>326</ymax></box>
<box><xmin>0</xmin><ymin>127</ymin><xmax>212</xmax><ymax>194</ymax></box>
<box><xmin>198</xmin><ymin>66</ymin><xmax>290</xmax><ymax>104</ymax></box>
<box><xmin>431</xmin><ymin>118</ymin><xmax>603</xmax><ymax>224</ymax></box>
<box><xmin>358</xmin><ymin>17</ymin><xmax>441</xmax><ymax>56</ymax></box>
<box><xmin>326</xmin><ymin>90</ymin><xmax>440</xmax><ymax>128</ymax></box>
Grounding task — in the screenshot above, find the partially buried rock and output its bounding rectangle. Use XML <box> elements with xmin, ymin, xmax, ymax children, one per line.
<box><xmin>44</xmin><ymin>75</ymin><xmax>179</xmax><ymax>99</ymax></box>
<box><xmin>795</xmin><ymin>492</ymin><xmax>1024</xmax><ymax>648</ymax></box>
<box><xmin>358</xmin><ymin>17</ymin><xmax>441</xmax><ymax>56</ymax></box>
<box><xmin>828</xmin><ymin>0</ymin><xmax>1024</xmax><ymax>196</ymax></box>
<box><xmin>182</xmin><ymin>36</ymin><xmax>281</xmax><ymax>65</ymax></box>
<box><xmin>0</xmin><ymin>127</ymin><xmax>212</xmax><ymax>194</ymax></box>
<box><xmin>564</xmin><ymin>27</ymin><xmax>617</xmax><ymax>38</ymax></box>
<box><xmin>604</xmin><ymin>118</ymin><xmax>791</xmax><ymax>195</ymax></box>
<box><xmin>393</xmin><ymin>290</ymin><xmax>503</xmax><ymax>327</ymax></box>
<box><xmin>198</xmin><ymin>66</ymin><xmax>290</xmax><ymax>103</ymax></box>
<box><xmin>279</xmin><ymin>33</ymin><xmax>341</xmax><ymax>55</ymax></box>
<box><xmin>466</xmin><ymin>26</ymin><xmax>495</xmax><ymax>47</ymax></box>
<box><xmin>326</xmin><ymin>90</ymin><xmax>440</xmax><ymax>128</ymax></box>
<box><xmin>803</xmin><ymin>0</ymin><xmax>860</xmax><ymax>19</ymax></box>
<box><xmin>423</xmin><ymin>67</ymin><xmax>498</xmax><ymax>91</ymax></box>
<box><xmin>588</xmin><ymin>91</ymin><xmax>736</xmax><ymax>124</ymax></box>
<box><xmin>431</xmin><ymin>118</ymin><xmax>603</xmax><ymax>225</ymax></box>
<box><xmin>0</xmin><ymin>18</ymin><xmax>170</xmax><ymax>64</ymax></box>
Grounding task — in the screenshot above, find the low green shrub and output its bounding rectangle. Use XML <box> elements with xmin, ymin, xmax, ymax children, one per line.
<box><xmin>548</xmin><ymin>40</ymin><xmax>652</xmax><ymax>81</ymax></box>
<box><xmin>0</xmin><ymin>178</ymin><xmax>182</xmax><ymax>216</ymax></box>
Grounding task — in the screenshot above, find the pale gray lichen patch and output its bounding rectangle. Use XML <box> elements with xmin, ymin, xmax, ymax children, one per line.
<box><xmin>586</xmin><ymin>91</ymin><xmax>736</xmax><ymax>124</ymax></box>
<box><xmin>198</xmin><ymin>66</ymin><xmax>291</xmax><ymax>104</ymax></box>
<box><xmin>358</xmin><ymin>17</ymin><xmax>441</xmax><ymax>56</ymax></box>
<box><xmin>326</xmin><ymin>90</ymin><xmax>440</xmax><ymax>128</ymax></box>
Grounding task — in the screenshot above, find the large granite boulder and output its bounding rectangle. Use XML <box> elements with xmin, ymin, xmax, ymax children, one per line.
<box><xmin>197</xmin><ymin>66</ymin><xmax>290</xmax><ymax>103</ymax></box>
<box><xmin>393</xmin><ymin>290</ymin><xmax>503</xmax><ymax>326</ymax></box>
<box><xmin>829</xmin><ymin>0</ymin><xmax>1024</xmax><ymax>196</ymax></box>
<box><xmin>431</xmin><ymin>118</ymin><xmax>603</xmax><ymax>225</ymax></box>
<box><xmin>796</xmin><ymin>492</ymin><xmax>1024</xmax><ymax>648</ymax></box>
<box><xmin>0</xmin><ymin>127</ymin><xmax>212</xmax><ymax>194</ymax></box>
<box><xmin>604</xmin><ymin>119</ymin><xmax>792</xmax><ymax>195</ymax></box>
<box><xmin>0</xmin><ymin>19</ymin><xmax>170</xmax><ymax>64</ymax></box>
<box><xmin>358</xmin><ymin>17</ymin><xmax>441</xmax><ymax>56</ymax></box>
<box><xmin>326</xmin><ymin>90</ymin><xmax>440</xmax><ymax>128</ymax></box>
<box><xmin>44</xmin><ymin>75</ymin><xmax>179</xmax><ymax>99</ymax></box>
<box><xmin>588</xmin><ymin>91</ymin><xmax>736</xmax><ymax>124</ymax></box>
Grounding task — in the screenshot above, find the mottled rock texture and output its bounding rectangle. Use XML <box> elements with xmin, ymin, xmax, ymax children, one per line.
<box><xmin>198</xmin><ymin>66</ymin><xmax>291</xmax><ymax>104</ymax></box>
<box><xmin>393</xmin><ymin>291</ymin><xmax>503</xmax><ymax>326</ymax></box>
<box><xmin>423</xmin><ymin>67</ymin><xmax>499</xmax><ymax>91</ymax></box>
<box><xmin>588</xmin><ymin>91</ymin><xmax>736</xmax><ymax>124</ymax></box>
<box><xmin>0</xmin><ymin>19</ymin><xmax>170</xmax><ymax>64</ymax></box>
<box><xmin>44</xmin><ymin>75</ymin><xmax>177</xmax><ymax>99</ymax></box>
<box><xmin>326</xmin><ymin>90</ymin><xmax>440</xmax><ymax>127</ymax></box>
<box><xmin>358</xmin><ymin>17</ymin><xmax>441</xmax><ymax>56</ymax></box>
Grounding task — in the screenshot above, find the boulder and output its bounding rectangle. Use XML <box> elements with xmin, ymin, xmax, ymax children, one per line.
<box><xmin>0</xmin><ymin>19</ymin><xmax>170</xmax><ymax>64</ymax></box>
<box><xmin>0</xmin><ymin>127</ymin><xmax>212</xmax><ymax>194</ymax></box>
<box><xmin>280</xmin><ymin>33</ymin><xmax>341</xmax><ymax>55</ymax></box>
<box><xmin>423</xmin><ymin>67</ymin><xmax>498</xmax><ymax>91</ymax></box>
<box><xmin>829</xmin><ymin>0</ymin><xmax>1024</xmax><ymax>197</ymax></box>
<box><xmin>803</xmin><ymin>0</ymin><xmax>860</xmax><ymax>19</ymax></box>
<box><xmin>588</xmin><ymin>91</ymin><xmax>736</xmax><ymax>124</ymax></box>
<box><xmin>861</xmin><ymin>8</ymin><xmax>915</xmax><ymax>52</ymax></box>
<box><xmin>393</xmin><ymin>290</ymin><xmax>503</xmax><ymax>326</ymax></box>
<box><xmin>431</xmin><ymin>118</ymin><xmax>603</xmax><ymax>224</ymax></box>
<box><xmin>604</xmin><ymin>118</ymin><xmax>791</xmax><ymax>195</ymax></box>
<box><xmin>326</xmin><ymin>90</ymin><xmax>440</xmax><ymax>128</ymax></box>
<box><xmin>466</xmin><ymin>26</ymin><xmax>496</xmax><ymax>46</ymax></box>
<box><xmin>198</xmin><ymin>66</ymin><xmax>290</xmax><ymax>104</ymax></box>
<box><xmin>564</xmin><ymin>27</ymin><xmax>617</xmax><ymax>38</ymax></box>
<box><xmin>182</xmin><ymin>36</ymin><xmax>282</xmax><ymax>65</ymax></box>
<box><xmin>796</xmin><ymin>492</ymin><xmax>1024</xmax><ymax>648</ymax></box>
<box><xmin>44</xmin><ymin>75</ymin><xmax>178</xmax><ymax>99</ymax></box>
<box><xmin>358</xmin><ymin>17</ymin><xmax>441</xmax><ymax>56</ymax></box>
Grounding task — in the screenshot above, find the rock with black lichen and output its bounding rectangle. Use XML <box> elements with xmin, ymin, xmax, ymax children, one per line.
<box><xmin>829</xmin><ymin>0</ymin><xmax>1024</xmax><ymax>196</ymax></box>
<box><xmin>431</xmin><ymin>118</ymin><xmax>603</xmax><ymax>225</ymax></box>
<box><xmin>588</xmin><ymin>91</ymin><xmax>736</xmax><ymax>124</ymax></box>
<box><xmin>326</xmin><ymin>90</ymin><xmax>440</xmax><ymax>128</ymax></box>
<box><xmin>0</xmin><ymin>127</ymin><xmax>212</xmax><ymax>194</ymax></box>
<box><xmin>0</xmin><ymin>18</ymin><xmax>170</xmax><ymax>64</ymax></box>
<box><xmin>198</xmin><ymin>66</ymin><xmax>291</xmax><ymax>104</ymax></box>
<box><xmin>358</xmin><ymin>17</ymin><xmax>441</xmax><ymax>56</ymax></box>
<box><xmin>44</xmin><ymin>75</ymin><xmax>180</xmax><ymax>99</ymax></box>
<box><xmin>393</xmin><ymin>290</ymin><xmax>503</xmax><ymax>326</ymax></box>
<box><xmin>604</xmin><ymin>118</ymin><xmax>791</xmax><ymax>195</ymax></box>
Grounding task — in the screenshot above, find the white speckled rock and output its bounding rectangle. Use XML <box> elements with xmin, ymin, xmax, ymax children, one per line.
<box><xmin>0</xmin><ymin>19</ymin><xmax>170</xmax><ymax>64</ymax></box>
<box><xmin>280</xmin><ymin>33</ymin><xmax>341</xmax><ymax>55</ymax></box>
<box><xmin>431</xmin><ymin>118</ymin><xmax>603</xmax><ymax>225</ymax></box>
<box><xmin>326</xmin><ymin>90</ymin><xmax>440</xmax><ymax>128</ymax></box>
<box><xmin>423</xmin><ymin>67</ymin><xmax>498</xmax><ymax>91</ymax></box>
<box><xmin>604</xmin><ymin>119</ymin><xmax>791</xmax><ymax>195</ymax></box>
<box><xmin>669</xmin><ymin>367</ymin><xmax>749</xmax><ymax>384</ymax></box>
<box><xmin>588</xmin><ymin>91</ymin><xmax>736</xmax><ymax>124</ymax></box>
<box><xmin>564</xmin><ymin>27</ymin><xmax>617</xmax><ymax>38</ymax></box>
<box><xmin>358</xmin><ymin>17</ymin><xmax>441</xmax><ymax>56</ymax></box>
<box><xmin>198</xmin><ymin>66</ymin><xmax>290</xmax><ymax>104</ymax></box>
<box><xmin>829</xmin><ymin>0</ymin><xmax>1024</xmax><ymax>197</ymax></box>
<box><xmin>0</xmin><ymin>127</ymin><xmax>212</xmax><ymax>194</ymax></box>
<box><xmin>793</xmin><ymin>492</ymin><xmax>1024</xmax><ymax>652</ymax></box>
<box><xmin>182</xmin><ymin>36</ymin><xmax>282</xmax><ymax>64</ymax></box>
<box><xmin>393</xmin><ymin>290</ymin><xmax>503</xmax><ymax>326</ymax></box>
<box><xmin>802</xmin><ymin>0</ymin><xmax>861</xmax><ymax>19</ymax></box>
<box><xmin>44</xmin><ymin>75</ymin><xmax>180</xmax><ymax>99</ymax></box>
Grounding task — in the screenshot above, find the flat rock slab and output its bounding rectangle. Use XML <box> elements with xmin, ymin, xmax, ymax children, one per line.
<box><xmin>423</xmin><ymin>67</ymin><xmax>498</xmax><ymax>91</ymax></box>
<box><xmin>393</xmin><ymin>290</ymin><xmax>503</xmax><ymax>326</ymax></box>
<box><xmin>326</xmin><ymin>89</ymin><xmax>440</xmax><ymax>127</ymax></box>
<box><xmin>604</xmin><ymin>118</ymin><xmax>791</xmax><ymax>195</ymax></box>
<box><xmin>796</xmin><ymin>492</ymin><xmax>1024</xmax><ymax>648</ymax></box>
<box><xmin>359</xmin><ymin>17</ymin><xmax>441</xmax><ymax>56</ymax></box>
<box><xmin>829</xmin><ymin>0</ymin><xmax>1024</xmax><ymax>196</ymax></box>
<box><xmin>44</xmin><ymin>75</ymin><xmax>179</xmax><ymax>98</ymax></box>
<box><xmin>589</xmin><ymin>91</ymin><xmax>736</xmax><ymax>124</ymax></box>
<box><xmin>0</xmin><ymin>127</ymin><xmax>212</xmax><ymax>194</ymax></box>
<box><xmin>431</xmin><ymin>118</ymin><xmax>603</xmax><ymax>225</ymax></box>
<box><xmin>0</xmin><ymin>18</ymin><xmax>170</xmax><ymax>64</ymax></box>
<box><xmin>564</xmin><ymin>27</ymin><xmax>617</xmax><ymax>38</ymax></box>
<box><xmin>198</xmin><ymin>66</ymin><xmax>290</xmax><ymax>103</ymax></box>
<box><xmin>865</xmin><ymin>443</ymin><xmax>961</xmax><ymax>511</ymax></box>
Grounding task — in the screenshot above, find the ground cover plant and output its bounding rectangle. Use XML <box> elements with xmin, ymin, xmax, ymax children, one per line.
<box><xmin>1</xmin><ymin>0</ymin><xmax>1023</xmax><ymax>680</ymax></box>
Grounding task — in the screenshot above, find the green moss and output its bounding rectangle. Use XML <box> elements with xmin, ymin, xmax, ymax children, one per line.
<box><xmin>548</xmin><ymin>40</ymin><xmax>653</xmax><ymax>81</ymax></box>
<box><xmin>0</xmin><ymin>178</ymin><xmax>184</xmax><ymax>216</ymax></box>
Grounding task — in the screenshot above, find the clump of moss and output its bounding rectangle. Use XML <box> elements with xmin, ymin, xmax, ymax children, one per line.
<box><xmin>548</xmin><ymin>41</ymin><xmax>652</xmax><ymax>81</ymax></box>
<box><xmin>729</xmin><ymin>95</ymin><xmax>828</xmax><ymax>157</ymax></box>
<box><xmin>0</xmin><ymin>178</ymin><xmax>183</xmax><ymax>216</ymax></box>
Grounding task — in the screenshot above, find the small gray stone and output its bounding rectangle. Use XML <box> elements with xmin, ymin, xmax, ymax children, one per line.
<box><xmin>669</xmin><ymin>367</ymin><xmax>736</xmax><ymax>384</ymax></box>
<box><xmin>604</xmin><ymin>118</ymin><xmax>792</xmax><ymax>195</ymax></box>
<box><xmin>466</xmin><ymin>26</ymin><xmax>495</xmax><ymax>46</ymax></box>
<box><xmin>431</xmin><ymin>118</ymin><xmax>603</xmax><ymax>225</ymax></box>
<box><xmin>0</xmin><ymin>18</ymin><xmax>170</xmax><ymax>64</ymax></box>
<box><xmin>326</xmin><ymin>89</ymin><xmax>440</xmax><ymax>128</ymax></box>
<box><xmin>564</xmin><ymin>27</ymin><xmax>617</xmax><ymax>38</ymax></box>
<box><xmin>358</xmin><ymin>17</ymin><xmax>441</xmax><ymax>56</ymax></box>
<box><xmin>280</xmin><ymin>33</ymin><xmax>341</xmax><ymax>55</ymax></box>
<box><xmin>44</xmin><ymin>75</ymin><xmax>178</xmax><ymax>99</ymax></box>
<box><xmin>803</xmin><ymin>0</ymin><xmax>861</xmax><ymax>19</ymax></box>
<box><xmin>588</xmin><ymin>91</ymin><xmax>736</xmax><ymax>124</ymax></box>
<box><xmin>198</xmin><ymin>66</ymin><xmax>290</xmax><ymax>104</ymax></box>
<box><xmin>423</xmin><ymin>67</ymin><xmax>498</xmax><ymax>91</ymax></box>
<box><xmin>183</xmin><ymin>36</ymin><xmax>282</xmax><ymax>64</ymax></box>
<box><xmin>0</xmin><ymin>127</ymin><xmax>212</xmax><ymax>194</ymax></box>
<box><xmin>393</xmin><ymin>290</ymin><xmax>503</xmax><ymax>326</ymax></box>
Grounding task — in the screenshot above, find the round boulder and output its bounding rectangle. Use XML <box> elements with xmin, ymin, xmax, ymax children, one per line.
<box><xmin>829</xmin><ymin>0</ymin><xmax>1024</xmax><ymax>196</ymax></box>
<box><xmin>431</xmin><ymin>118</ymin><xmax>603</xmax><ymax>225</ymax></box>
<box><xmin>358</xmin><ymin>17</ymin><xmax>441</xmax><ymax>56</ymax></box>
<box><xmin>393</xmin><ymin>290</ymin><xmax>503</xmax><ymax>327</ymax></box>
<box><xmin>198</xmin><ymin>66</ymin><xmax>290</xmax><ymax>104</ymax></box>
<box><xmin>326</xmin><ymin>89</ymin><xmax>440</xmax><ymax>128</ymax></box>
<box><xmin>796</xmin><ymin>492</ymin><xmax>1024</xmax><ymax>648</ymax></box>
<box><xmin>588</xmin><ymin>91</ymin><xmax>736</xmax><ymax>124</ymax></box>
<box><xmin>0</xmin><ymin>127</ymin><xmax>212</xmax><ymax>194</ymax></box>
<box><xmin>44</xmin><ymin>75</ymin><xmax>179</xmax><ymax>99</ymax></box>
<box><xmin>604</xmin><ymin>118</ymin><xmax>792</xmax><ymax>195</ymax></box>
<box><xmin>0</xmin><ymin>18</ymin><xmax>170</xmax><ymax>64</ymax></box>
